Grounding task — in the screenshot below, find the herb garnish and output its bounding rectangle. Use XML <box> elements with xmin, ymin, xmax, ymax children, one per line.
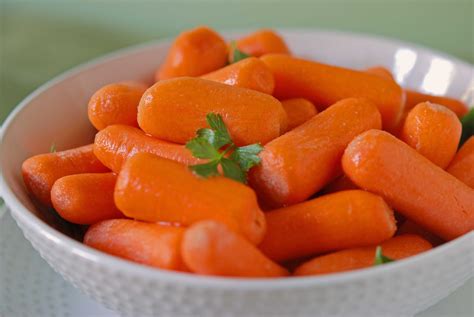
<box><xmin>373</xmin><ymin>246</ymin><xmax>394</xmax><ymax>266</ymax></box>
<box><xmin>460</xmin><ymin>108</ymin><xmax>474</xmax><ymax>146</ymax></box>
<box><xmin>229</xmin><ymin>41</ymin><xmax>251</xmax><ymax>64</ymax></box>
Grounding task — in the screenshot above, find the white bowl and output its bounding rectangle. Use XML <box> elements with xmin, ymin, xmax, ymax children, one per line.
<box><xmin>1</xmin><ymin>29</ymin><xmax>473</xmax><ymax>317</ymax></box>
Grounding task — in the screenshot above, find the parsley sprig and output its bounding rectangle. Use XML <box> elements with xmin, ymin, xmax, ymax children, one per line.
<box><xmin>373</xmin><ymin>246</ymin><xmax>394</xmax><ymax>266</ymax></box>
<box><xmin>49</xmin><ymin>142</ymin><xmax>57</xmax><ymax>153</ymax></box>
<box><xmin>460</xmin><ymin>108</ymin><xmax>474</xmax><ymax>146</ymax></box>
<box><xmin>185</xmin><ymin>113</ymin><xmax>263</xmax><ymax>183</ymax></box>
<box><xmin>229</xmin><ymin>41</ymin><xmax>251</xmax><ymax>64</ymax></box>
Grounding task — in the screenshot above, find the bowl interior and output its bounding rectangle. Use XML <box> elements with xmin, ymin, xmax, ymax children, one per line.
<box><xmin>1</xmin><ymin>29</ymin><xmax>473</xmax><ymax>259</ymax></box>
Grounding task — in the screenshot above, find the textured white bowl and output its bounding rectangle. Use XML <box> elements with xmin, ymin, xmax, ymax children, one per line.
<box><xmin>1</xmin><ymin>30</ymin><xmax>473</xmax><ymax>317</ymax></box>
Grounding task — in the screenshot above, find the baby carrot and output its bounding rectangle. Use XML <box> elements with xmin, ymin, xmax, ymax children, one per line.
<box><xmin>234</xmin><ymin>29</ymin><xmax>290</xmax><ymax>57</ymax></box>
<box><xmin>115</xmin><ymin>153</ymin><xmax>266</xmax><ymax>245</ymax></box>
<box><xmin>155</xmin><ymin>26</ymin><xmax>228</xmax><ymax>81</ymax></box>
<box><xmin>322</xmin><ymin>175</ymin><xmax>358</xmax><ymax>194</ymax></box>
<box><xmin>397</xmin><ymin>220</ymin><xmax>444</xmax><ymax>246</ymax></box>
<box><xmin>181</xmin><ymin>221</ymin><xmax>288</xmax><ymax>278</ymax></box>
<box><xmin>280</xmin><ymin>98</ymin><xmax>318</xmax><ymax>132</ymax></box>
<box><xmin>365</xmin><ymin>66</ymin><xmax>395</xmax><ymax>81</ymax></box>
<box><xmin>405</xmin><ymin>89</ymin><xmax>468</xmax><ymax>117</ymax></box>
<box><xmin>259</xmin><ymin>190</ymin><xmax>396</xmax><ymax>262</ymax></box>
<box><xmin>261</xmin><ymin>54</ymin><xmax>404</xmax><ymax>130</ymax></box>
<box><xmin>249</xmin><ymin>98</ymin><xmax>381</xmax><ymax>208</ymax></box>
<box><xmin>294</xmin><ymin>234</ymin><xmax>432</xmax><ymax>276</ymax></box>
<box><xmin>51</xmin><ymin>173</ymin><xmax>123</xmax><ymax>225</ymax></box>
<box><xmin>201</xmin><ymin>57</ymin><xmax>275</xmax><ymax>95</ymax></box>
<box><xmin>400</xmin><ymin>102</ymin><xmax>461</xmax><ymax>169</ymax></box>
<box><xmin>342</xmin><ymin>129</ymin><xmax>474</xmax><ymax>240</ymax></box>
<box><xmin>22</xmin><ymin>144</ymin><xmax>109</xmax><ymax>206</ymax></box>
<box><xmin>138</xmin><ymin>77</ymin><xmax>285</xmax><ymax>146</ymax></box>
<box><xmin>447</xmin><ymin>137</ymin><xmax>474</xmax><ymax>188</ymax></box>
<box><xmin>93</xmin><ymin>125</ymin><xmax>201</xmax><ymax>173</ymax></box>
<box><xmin>87</xmin><ymin>82</ymin><xmax>147</xmax><ymax>130</ymax></box>
<box><xmin>84</xmin><ymin>219</ymin><xmax>187</xmax><ymax>271</ymax></box>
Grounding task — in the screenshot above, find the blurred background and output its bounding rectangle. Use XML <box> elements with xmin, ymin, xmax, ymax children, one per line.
<box><xmin>0</xmin><ymin>0</ymin><xmax>472</xmax><ymax>123</ymax></box>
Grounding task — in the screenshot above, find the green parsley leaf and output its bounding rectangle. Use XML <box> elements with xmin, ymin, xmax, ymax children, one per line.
<box><xmin>230</xmin><ymin>143</ymin><xmax>263</xmax><ymax>171</ymax></box>
<box><xmin>221</xmin><ymin>158</ymin><xmax>247</xmax><ymax>183</ymax></box>
<box><xmin>185</xmin><ymin>138</ymin><xmax>220</xmax><ymax>159</ymax></box>
<box><xmin>49</xmin><ymin>142</ymin><xmax>57</xmax><ymax>153</ymax></box>
<box><xmin>374</xmin><ymin>246</ymin><xmax>394</xmax><ymax>266</ymax></box>
<box><xmin>189</xmin><ymin>160</ymin><xmax>220</xmax><ymax>178</ymax></box>
<box><xmin>229</xmin><ymin>41</ymin><xmax>251</xmax><ymax>64</ymax></box>
<box><xmin>460</xmin><ymin>108</ymin><xmax>474</xmax><ymax>146</ymax></box>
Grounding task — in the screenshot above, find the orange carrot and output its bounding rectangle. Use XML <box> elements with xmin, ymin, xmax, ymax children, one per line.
<box><xmin>155</xmin><ymin>26</ymin><xmax>227</xmax><ymax>81</ymax></box>
<box><xmin>294</xmin><ymin>234</ymin><xmax>432</xmax><ymax>276</ymax></box>
<box><xmin>400</xmin><ymin>102</ymin><xmax>461</xmax><ymax>168</ymax></box>
<box><xmin>447</xmin><ymin>137</ymin><xmax>474</xmax><ymax>188</ymax></box>
<box><xmin>280</xmin><ymin>98</ymin><xmax>318</xmax><ymax>132</ymax></box>
<box><xmin>22</xmin><ymin>144</ymin><xmax>109</xmax><ymax>206</ymax></box>
<box><xmin>234</xmin><ymin>29</ymin><xmax>290</xmax><ymax>57</ymax></box>
<box><xmin>261</xmin><ymin>54</ymin><xmax>404</xmax><ymax>130</ymax></box>
<box><xmin>138</xmin><ymin>77</ymin><xmax>285</xmax><ymax>146</ymax></box>
<box><xmin>259</xmin><ymin>190</ymin><xmax>396</xmax><ymax>262</ymax></box>
<box><xmin>93</xmin><ymin>125</ymin><xmax>201</xmax><ymax>173</ymax></box>
<box><xmin>84</xmin><ymin>219</ymin><xmax>187</xmax><ymax>271</ymax></box>
<box><xmin>405</xmin><ymin>89</ymin><xmax>468</xmax><ymax>117</ymax></box>
<box><xmin>322</xmin><ymin>175</ymin><xmax>358</xmax><ymax>194</ymax></box>
<box><xmin>201</xmin><ymin>57</ymin><xmax>275</xmax><ymax>95</ymax></box>
<box><xmin>115</xmin><ymin>153</ymin><xmax>266</xmax><ymax>245</ymax></box>
<box><xmin>342</xmin><ymin>129</ymin><xmax>474</xmax><ymax>240</ymax></box>
<box><xmin>365</xmin><ymin>66</ymin><xmax>395</xmax><ymax>81</ymax></box>
<box><xmin>249</xmin><ymin>98</ymin><xmax>381</xmax><ymax>208</ymax></box>
<box><xmin>87</xmin><ymin>82</ymin><xmax>147</xmax><ymax>130</ymax></box>
<box><xmin>182</xmin><ymin>221</ymin><xmax>288</xmax><ymax>278</ymax></box>
<box><xmin>51</xmin><ymin>173</ymin><xmax>123</xmax><ymax>225</ymax></box>
<box><xmin>397</xmin><ymin>220</ymin><xmax>444</xmax><ymax>246</ymax></box>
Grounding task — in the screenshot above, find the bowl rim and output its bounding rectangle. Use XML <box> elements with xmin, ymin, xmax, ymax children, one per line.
<box><xmin>1</xmin><ymin>28</ymin><xmax>473</xmax><ymax>289</ymax></box>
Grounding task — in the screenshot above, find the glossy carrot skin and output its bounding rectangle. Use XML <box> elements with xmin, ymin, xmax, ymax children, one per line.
<box><xmin>342</xmin><ymin>129</ymin><xmax>474</xmax><ymax>240</ymax></box>
<box><xmin>93</xmin><ymin>125</ymin><xmax>201</xmax><ymax>173</ymax></box>
<box><xmin>51</xmin><ymin>173</ymin><xmax>123</xmax><ymax>225</ymax></box>
<box><xmin>400</xmin><ymin>102</ymin><xmax>461</xmax><ymax>168</ymax></box>
<box><xmin>294</xmin><ymin>235</ymin><xmax>432</xmax><ymax>276</ymax></box>
<box><xmin>201</xmin><ymin>57</ymin><xmax>275</xmax><ymax>95</ymax></box>
<box><xmin>280</xmin><ymin>98</ymin><xmax>318</xmax><ymax>132</ymax></box>
<box><xmin>405</xmin><ymin>89</ymin><xmax>468</xmax><ymax>117</ymax></box>
<box><xmin>447</xmin><ymin>137</ymin><xmax>474</xmax><ymax>188</ymax></box>
<box><xmin>115</xmin><ymin>153</ymin><xmax>266</xmax><ymax>245</ymax></box>
<box><xmin>259</xmin><ymin>190</ymin><xmax>396</xmax><ymax>262</ymax></box>
<box><xmin>235</xmin><ymin>29</ymin><xmax>290</xmax><ymax>57</ymax></box>
<box><xmin>22</xmin><ymin>144</ymin><xmax>109</xmax><ymax>206</ymax></box>
<box><xmin>261</xmin><ymin>54</ymin><xmax>404</xmax><ymax>130</ymax></box>
<box><xmin>156</xmin><ymin>26</ymin><xmax>228</xmax><ymax>81</ymax></box>
<box><xmin>365</xmin><ymin>66</ymin><xmax>395</xmax><ymax>81</ymax></box>
<box><xmin>249</xmin><ymin>98</ymin><xmax>381</xmax><ymax>208</ymax></box>
<box><xmin>84</xmin><ymin>219</ymin><xmax>187</xmax><ymax>271</ymax></box>
<box><xmin>138</xmin><ymin>77</ymin><xmax>285</xmax><ymax>146</ymax></box>
<box><xmin>87</xmin><ymin>82</ymin><xmax>147</xmax><ymax>130</ymax></box>
<box><xmin>182</xmin><ymin>221</ymin><xmax>288</xmax><ymax>278</ymax></box>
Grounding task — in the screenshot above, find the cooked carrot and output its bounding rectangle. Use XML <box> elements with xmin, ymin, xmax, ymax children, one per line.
<box><xmin>84</xmin><ymin>219</ymin><xmax>187</xmax><ymax>271</ymax></box>
<box><xmin>93</xmin><ymin>125</ymin><xmax>201</xmax><ymax>173</ymax></box>
<box><xmin>51</xmin><ymin>173</ymin><xmax>123</xmax><ymax>225</ymax></box>
<box><xmin>115</xmin><ymin>153</ymin><xmax>266</xmax><ymax>245</ymax></box>
<box><xmin>322</xmin><ymin>175</ymin><xmax>358</xmax><ymax>194</ymax></box>
<box><xmin>201</xmin><ymin>57</ymin><xmax>275</xmax><ymax>95</ymax></box>
<box><xmin>280</xmin><ymin>98</ymin><xmax>318</xmax><ymax>132</ymax></box>
<box><xmin>400</xmin><ymin>102</ymin><xmax>461</xmax><ymax>168</ymax></box>
<box><xmin>365</xmin><ymin>66</ymin><xmax>395</xmax><ymax>81</ymax></box>
<box><xmin>138</xmin><ymin>77</ymin><xmax>285</xmax><ymax>146</ymax></box>
<box><xmin>258</xmin><ymin>190</ymin><xmax>396</xmax><ymax>262</ymax></box>
<box><xmin>249</xmin><ymin>98</ymin><xmax>381</xmax><ymax>208</ymax></box>
<box><xmin>182</xmin><ymin>221</ymin><xmax>288</xmax><ymax>278</ymax></box>
<box><xmin>405</xmin><ymin>89</ymin><xmax>468</xmax><ymax>117</ymax></box>
<box><xmin>155</xmin><ymin>26</ymin><xmax>227</xmax><ymax>81</ymax></box>
<box><xmin>22</xmin><ymin>144</ymin><xmax>109</xmax><ymax>206</ymax></box>
<box><xmin>342</xmin><ymin>129</ymin><xmax>474</xmax><ymax>240</ymax></box>
<box><xmin>234</xmin><ymin>29</ymin><xmax>290</xmax><ymax>57</ymax></box>
<box><xmin>294</xmin><ymin>234</ymin><xmax>432</xmax><ymax>276</ymax></box>
<box><xmin>87</xmin><ymin>82</ymin><xmax>147</xmax><ymax>130</ymax></box>
<box><xmin>397</xmin><ymin>220</ymin><xmax>444</xmax><ymax>246</ymax></box>
<box><xmin>261</xmin><ymin>54</ymin><xmax>404</xmax><ymax>130</ymax></box>
<box><xmin>447</xmin><ymin>137</ymin><xmax>474</xmax><ymax>188</ymax></box>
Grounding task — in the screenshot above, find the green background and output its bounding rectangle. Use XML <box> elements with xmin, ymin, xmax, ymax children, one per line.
<box><xmin>1</xmin><ymin>0</ymin><xmax>472</xmax><ymax>123</ymax></box>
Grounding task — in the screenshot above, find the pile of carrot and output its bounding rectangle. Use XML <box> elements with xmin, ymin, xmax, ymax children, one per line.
<box><xmin>22</xmin><ymin>26</ymin><xmax>473</xmax><ymax>278</ymax></box>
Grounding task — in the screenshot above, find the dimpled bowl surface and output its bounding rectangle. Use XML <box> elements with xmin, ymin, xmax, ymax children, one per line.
<box><xmin>0</xmin><ymin>30</ymin><xmax>473</xmax><ymax>317</ymax></box>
